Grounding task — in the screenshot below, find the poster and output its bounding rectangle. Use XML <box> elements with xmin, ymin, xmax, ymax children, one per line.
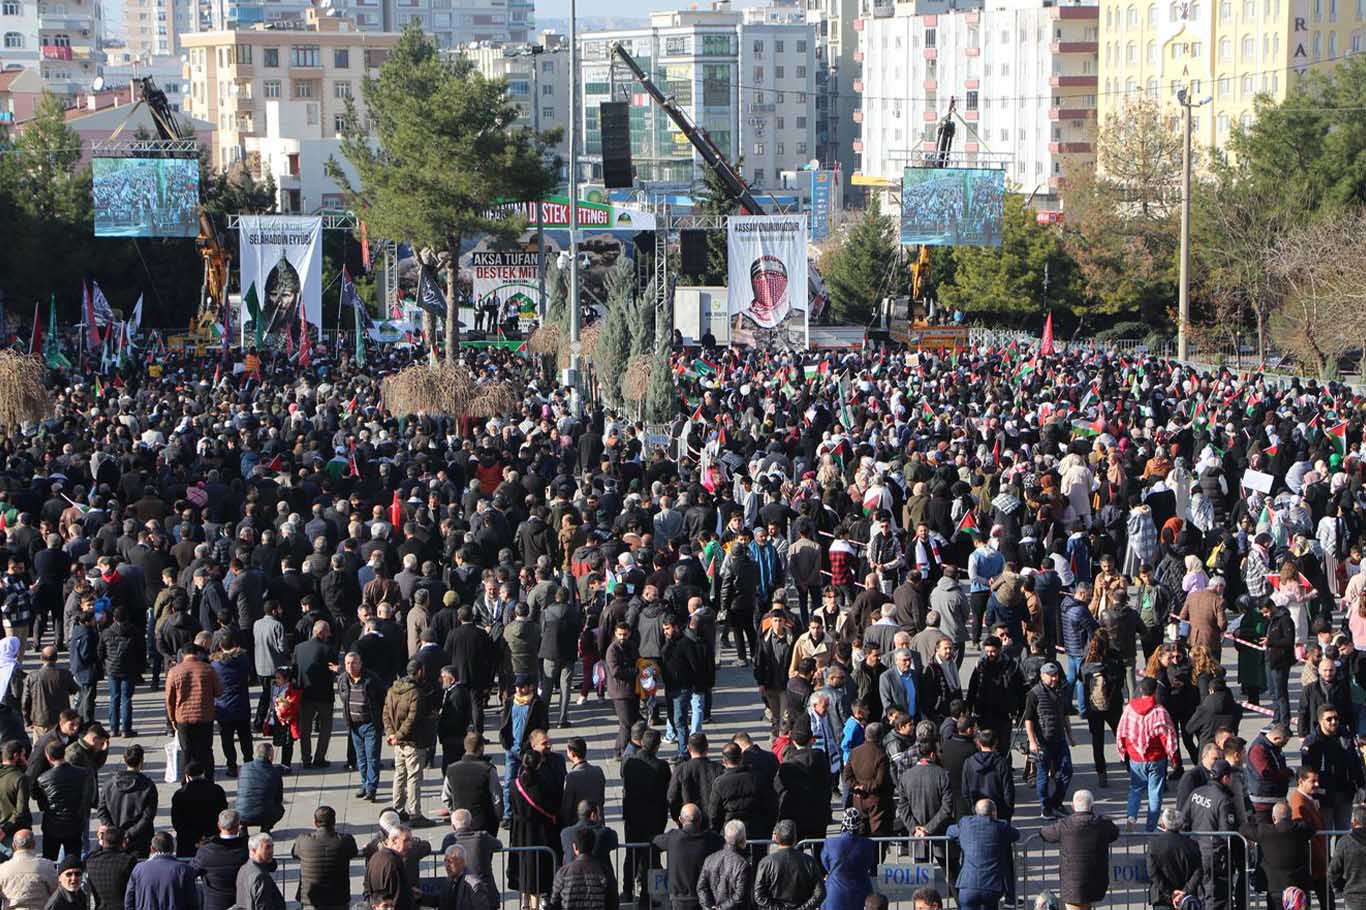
<box><xmin>471</xmin><ymin>250</ymin><xmax>542</xmax><ymax>332</ymax></box>
<box><xmin>900</xmin><ymin>167</ymin><xmax>1005</xmax><ymax>247</ymax></box>
<box><xmin>808</xmin><ymin>169</ymin><xmax>834</xmax><ymax>242</ymax></box>
<box><xmin>726</xmin><ymin>214</ymin><xmax>810</xmax><ymax>349</ymax></box>
<box><xmin>237</xmin><ymin>215</ymin><xmax>323</xmax><ymax>346</ymax></box>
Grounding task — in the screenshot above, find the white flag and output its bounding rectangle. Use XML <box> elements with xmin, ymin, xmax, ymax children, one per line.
<box><xmin>90</xmin><ymin>282</ymin><xmax>116</xmax><ymax>327</ymax></box>
<box><xmin>128</xmin><ymin>294</ymin><xmax>143</xmax><ymax>334</ymax></box>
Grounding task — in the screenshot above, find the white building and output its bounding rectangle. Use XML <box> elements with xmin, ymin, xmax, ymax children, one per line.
<box><xmin>857</xmin><ymin>0</ymin><xmax>1098</xmax><ymax>205</ymax></box>
<box><xmin>579</xmin><ymin>5</ymin><xmax>818</xmax><ymax>191</ymax></box>
<box><xmin>457</xmin><ymin>34</ymin><xmax>570</xmax><ymax>165</ymax></box>
<box><xmin>0</xmin><ymin>0</ymin><xmax>42</xmax><ymax>73</ymax></box>
<box><xmin>316</xmin><ymin>0</ymin><xmax>532</xmax><ymax>47</ymax></box>
<box><xmin>32</xmin><ymin>0</ymin><xmax>106</xmax><ymax>97</ymax></box>
<box><xmin>245</xmin><ymin>97</ymin><xmax>365</xmax><ymax>211</ymax></box>
<box><xmin>103</xmin><ymin>47</ymin><xmax>187</xmax><ymax>108</ymax></box>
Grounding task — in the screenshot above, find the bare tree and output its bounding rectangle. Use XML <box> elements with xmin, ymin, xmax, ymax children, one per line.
<box><xmin>1270</xmin><ymin>210</ymin><xmax>1366</xmax><ymax>379</ymax></box>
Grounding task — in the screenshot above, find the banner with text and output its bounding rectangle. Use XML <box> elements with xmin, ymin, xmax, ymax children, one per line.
<box><xmin>472</xmin><ymin>250</ymin><xmax>542</xmax><ymax>332</ymax></box>
<box><xmin>486</xmin><ymin>195</ymin><xmax>657</xmax><ymax>231</ymax></box>
<box><xmin>726</xmin><ymin>215</ymin><xmax>810</xmax><ymax>349</ymax></box>
<box><xmin>238</xmin><ymin>215</ymin><xmax>323</xmax><ymax>346</ymax></box>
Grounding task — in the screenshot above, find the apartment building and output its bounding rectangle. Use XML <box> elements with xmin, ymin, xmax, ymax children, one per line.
<box><xmin>122</xmin><ymin>0</ymin><xmax>191</xmax><ymax>56</ymax></box>
<box><xmin>104</xmin><ymin>47</ymin><xmax>187</xmax><ymax>108</ymax></box>
<box><xmin>317</xmin><ymin>0</ymin><xmax>532</xmax><ymax>47</ymax></box>
<box><xmin>181</xmin><ymin>9</ymin><xmax>398</xmax><ymax>170</ymax></box>
<box><xmin>858</xmin><ymin>0</ymin><xmax>1098</xmax><ymax>204</ymax></box>
<box><xmin>579</xmin><ymin>5</ymin><xmax>818</xmax><ymax>190</ymax></box>
<box><xmin>0</xmin><ymin>0</ymin><xmax>42</xmax><ymax>73</ymax></box>
<box><xmin>1096</xmin><ymin>0</ymin><xmax>1360</xmax><ymax>150</ymax></box>
<box><xmin>457</xmin><ymin>35</ymin><xmax>570</xmax><ymax>163</ymax></box>
<box><xmin>34</xmin><ymin>0</ymin><xmax>105</xmax><ymax>97</ymax></box>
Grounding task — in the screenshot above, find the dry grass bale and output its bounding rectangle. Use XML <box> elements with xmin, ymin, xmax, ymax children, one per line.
<box><xmin>0</xmin><ymin>351</ymin><xmax>51</xmax><ymax>429</ymax></box>
<box><xmin>466</xmin><ymin>382</ymin><xmax>521</xmax><ymax>418</ymax></box>
<box><xmin>622</xmin><ymin>355</ymin><xmax>651</xmax><ymax>402</ymax></box>
<box><xmin>529</xmin><ymin>324</ymin><xmax>563</xmax><ymax>356</ymax></box>
<box><xmin>580</xmin><ymin>324</ymin><xmax>603</xmax><ymax>361</ymax></box>
<box><xmin>381</xmin><ymin>359</ymin><xmax>475</xmax><ymax>416</ymax></box>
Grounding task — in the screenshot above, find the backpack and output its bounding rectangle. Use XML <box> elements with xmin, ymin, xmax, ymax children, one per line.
<box><xmin>1088</xmin><ymin>670</ymin><xmax>1110</xmax><ymax>714</ymax></box>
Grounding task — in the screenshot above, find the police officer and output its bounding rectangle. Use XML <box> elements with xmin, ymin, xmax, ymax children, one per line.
<box><xmin>1180</xmin><ymin>758</ymin><xmax>1240</xmax><ymax>910</ymax></box>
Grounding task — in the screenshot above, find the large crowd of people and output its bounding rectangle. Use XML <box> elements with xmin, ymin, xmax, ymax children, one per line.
<box><xmin>0</xmin><ymin>334</ymin><xmax>1360</xmax><ymax>910</ymax></box>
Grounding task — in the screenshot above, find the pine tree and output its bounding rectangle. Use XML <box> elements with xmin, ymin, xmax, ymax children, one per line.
<box><xmin>596</xmin><ymin>299</ymin><xmax>631</xmax><ymax>406</ymax></box>
<box><xmin>822</xmin><ymin>196</ymin><xmax>901</xmax><ymax>324</ymax></box>
<box><xmin>644</xmin><ymin>320</ymin><xmax>675</xmax><ymax>423</ymax></box>
<box><xmin>330</xmin><ymin>26</ymin><xmax>556</xmax><ymax>361</ymax></box>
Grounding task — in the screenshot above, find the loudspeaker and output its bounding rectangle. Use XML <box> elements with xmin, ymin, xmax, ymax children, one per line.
<box><xmin>599</xmin><ymin>101</ymin><xmax>633</xmax><ymax>189</ymax></box>
<box><xmin>679</xmin><ymin>230</ymin><xmax>708</xmax><ymax>275</ymax></box>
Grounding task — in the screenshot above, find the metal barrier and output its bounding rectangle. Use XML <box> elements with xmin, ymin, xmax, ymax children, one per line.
<box><xmin>1019</xmin><ymin>829</ymin><xmax>1252</xmax><ymax>910</ymax></box>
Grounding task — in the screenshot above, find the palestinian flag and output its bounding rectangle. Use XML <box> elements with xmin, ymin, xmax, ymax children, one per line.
<box><xmin>1327</xmin><ymin>421</ymin><xmax>1348</xmax><ymax>455</ymax></box>
<box><xmin>1072</xmin><ymin>417</ymin><xmax>1103</xmax><ymax>438</ymax></box>
<box><xmin>956</xmin><ymin>509</ymin><xmax>978</xmax><ymax>537</ymax></box>
<box><xmin>921</xmin><ymin>400</ymin><xmax>935</xmax><ymax>420</ymax></box>
<box><xmin>862</xmin><ymin>485</ymin><xmax>891</xmax><ymax>516</ymax></box>
<box><xmin>1191</xmin><ymin>400</ymin><xmax>1206</xmax><ymax>431</ymax></box>
<box><xmin>693</xmin><ymin>358</ymin><xmax>718</xmax><ymax>376</ymax></box>
<box><xmin>1263</xmin><ymin>444</ymin><xmax>1278</xmax><ymax>457</ymax></box>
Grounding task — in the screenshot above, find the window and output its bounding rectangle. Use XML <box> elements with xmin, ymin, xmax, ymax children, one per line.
<box><xmin>775</xmin><ymin>40</ymin><xmax>784</xmax><ymax>52</ymax></box>
<box><xmin>263</xmin><ymin>79</ymin><xmax>281</xmax><ymax>97</ymax></box>
<box><xmin>1147</xmin><ymin>76</ymin><xmax>1159</xmax><ymax>97</ymax></box>
<box><xmin>1219</xmin><ymin>36</ymin><xmax>1232</xmax><ymax>59</ymax></box>
<box><xmin>333</xmin><ymin>113</ymin><xmax>346</xmax><ymax>133</ymax></box>
<box><xmin>294</xmin><ymin>79</ymin><xmax>313</xmax><ymax>97</ymax></box>
<box><xmin>752</xmin><ymin>39</ymin><xmax>763</xmax><ymax>53</ymax></box>
<box><xmin>1127</xmin><ymin>40</ymin><xmax>1137</xmax><ymax>61</ymax></box>
<box><xmin>1218</xmin><ymin>74</ymin><xmax>1230</xmax><ymax>94</ymax></box>
<box><xmin>1330</xmin><ymin>30</ymin><xmax>1337</xmax><ymax>53</ymax></box>
<box><xmin>1191</xmin><ymin>40</ymin><xmax>1202</xmax><ymax>56</ymax></box>
<box><xmin>290</xmin><ymin>45</ymin><xmax>320</xmax><ymax>67</ymax></box>
<box><xmin>926</xmin><ymin>28</ymin><xmax>936</xmax><ymax>47</ymax></box>
<box><xmin>1127</xmin><ymin>4</ymin><xmax>1139</xmax><ymax>24</ymax></box>
<box><xmin>753</xmin><ymin>142</ymin><xmax>764</xmax><ymax>154</ymax></box>
<box><xmin>333</xmin><ymin>80</ymin><xmax>350</xmax><ymax>98</ymax></box>
<box><xmin>2</xmin><ymin>31</ymin><xmax>19</xmax><ymax>46</ymax></box>
<box><xmin>1242</xmin><ymin>35</ymin><xmax>1254</xmax><ymax>57</ymax></box>
<box><xmin>263</xmin><ymin>47</ymin><xmax>278</xmax><ymax>67</ymax></box>
<box><xmin>235</xmin><ymin>44</ymin><xmax>252</xmax><ymax>64</ymax></box>
<box><xmin>776</xmin><ymin>116</ymin><xmax>784</xmax><ymax>129</ymax></box>
<box><xmin>796</xmin><ymin>141</ymin><xmax>807</xmax><ymax>154</ymax></box>
<box><xmin>796</xmin><ymin>40</ymin><xmax>806</xmax><ymax>52</ymax></box>
<box><xmin>0</xmin><ymin>2</ymin><xmax>17</xmax><ymax>15</ymax></box>
<box><xmin>1148</xmin><ymin>3</ymin><xmax>1158</xmax><ymax>24</ymax></box>
<box><xmin>776</xmin><ymin>143</ymin><xmax>784</xmax><ymax>156</ymax></box>
<box><xmin>1170</xmin><ymin>0</ymin><xmax>1180</xmax><ymax>19</ymax></box>
<box><xmin>1148</xmin><ymin>39</ymin><xmax>1158</xmax><ymax>62</ymax></box>
<box><xmin>1218</xmin><ymin>112</ymin><xmax>1230</xmax><ymax>133</ymax></box>
<box><xmin>306</xmin><ymin>102</ymin><xmax>318</xmax><ymax>125</ymax></box>
<box><xmin>965</xmin><ymin>89</ymin><xmax>978</xmax><ymax>110</ymax></box>
<box><xmin>1313</xmin><ymin>31</ymin><xmax>1321</xmax><ymax>56</ymax></box>
<box><xmin>1241</xmin><ymin>73</ymin><xmax>1254</xmax><ymax>93</ymax></box>
<box><xmin>333</xmin><ymin>48</ymin><xmax>349</xmax><ymax>68</ymax></box>
<box><xmin>753</xmin><ymin>168</ymin><xmax>764</xmax><ymax>184</ymax></box>
<box><xmin>753</xmin><ymin>65</ymin><xmax>763</xmax><ymax>81</ymax></box>
<box><xmin>796</xmin><ymin>65</ymin><xmax>806</xmax><ymax>78</ymax></box>
<box><xmin>541</xmin><ymin>106</ymin><xmax>553</xmax><ymax>120</ymax></box>
<box><xmin>775</xmin><ymin>65</ymin><xmax>784</xmax><ymax>78</ymax></box>
<box><xmin>1220</xmin><ymin>0</ymin><xmax>1232</xmax><ymax>18</ymax></box>
<box><xmin>1354</xmin><ymin>30</ymin><xmax>1362</xmax><ymax>53</ymax></box>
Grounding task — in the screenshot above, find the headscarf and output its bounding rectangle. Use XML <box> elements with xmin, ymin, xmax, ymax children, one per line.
<box><xmin>840</xmin><ymin>807</ymin><xmax>863</xmax><ymax>835</ymax></box>
<box><xmin>0</xmin><ymin>637</ymin><xmax>20</xmax><ymax>702</ymax></box>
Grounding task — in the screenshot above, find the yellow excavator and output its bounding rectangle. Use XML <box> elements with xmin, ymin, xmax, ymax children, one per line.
<box><xmin>136</xmin><ymin>77</ymin><xmax>231</xmax><ymax>349</ymax></box>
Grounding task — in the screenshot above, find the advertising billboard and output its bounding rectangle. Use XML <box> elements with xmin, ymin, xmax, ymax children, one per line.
<box><xmin>92</xmin><ymin>157</ymin><xmax>200</xmax><ymax>238</ymax></box>
<box><xmin>899</xmin><ymin>166</ymin><xmax>1005</xmax><ymax>247</ymax></box>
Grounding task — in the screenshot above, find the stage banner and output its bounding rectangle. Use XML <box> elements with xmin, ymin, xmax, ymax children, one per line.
<box><xmin>472</xmin><ymin>250</ymin><xmax>541</xmax><ymax>332</ymax></box>
<box><xmin>726</xmin><ymin>214</ymin><xmax>810</xmax><ymax>348</ymax></box>
<box><xmin>238</xmin><ymin>215</ymin><xmax>323</xmax><ymax>347</ymax></box>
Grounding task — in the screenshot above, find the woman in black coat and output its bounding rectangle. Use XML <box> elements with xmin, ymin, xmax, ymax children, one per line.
<box><xmin>508</xmin><ymin>749</ymin><xmax>559</xmax><ymax>904</ymax></box>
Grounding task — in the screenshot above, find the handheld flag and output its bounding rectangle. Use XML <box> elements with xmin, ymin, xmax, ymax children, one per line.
<box><xmin>414</xmin><ymin>268</ymin><xmax>446</xmax><ymax>318</ymax></box>
<box><xmin>297</xmin><ymin>307</ymin><xmax>312</xmax><ymax>368</ymax></box>
<box><xmin>82</xmin><ymin>283</ymin><xmax>100</xmax><ymax>353</ymax></box>
<box><xmin>244</xmin><ymin>283</ymin><xmax>265</xmax><ymax>349</ymax></box>
<box><xmin>128</xmin><ymin>295</ymin><xmax>143</xmax><ymax>336</ymax></box>
<box><xmin>1327</xmin><ymin>421</ymin><xmax>1348</xmax><ymax>456</ymax></box>
<box><xmin>89</xmin><ymin>282</ymin><xmax>116</xmax><ymax>326</ymax></box>
<box><xmin>1040</xmin><ymin>312</ymin><xmax>1055</xmax><ymax>355</ymax></box>
<box><xmin>955</xmin><ymin>509</ymin><xmax>978</xmax><ymax>537</ymax></box>
<box><xmin>389</xmin><ymin>490</ymin><xmax>403</xmax><ymax>529</ymax></box>
<box><xmin>359</xmin><ymin>221</ymin><xmax>371</xmax><ymax>271</ymax></box>
<box><xmin>43</xmin><ymin>296</ymin><xmax>70</xmax><ymax>369</ymax></box>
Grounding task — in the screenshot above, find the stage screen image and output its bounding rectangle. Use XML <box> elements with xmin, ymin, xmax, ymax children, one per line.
<box><xmin>899</xmin><ymin>166</ymin><xmax>1005</xmax><ymax>247</ymax></box>
<box><xmin>93</xmin><ymin>157</ymin><xmax>201</xmax><ymax>238</ymax></box>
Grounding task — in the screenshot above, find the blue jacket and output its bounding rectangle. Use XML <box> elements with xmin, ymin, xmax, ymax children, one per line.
<box><xmin>212</xmin><ymin>651</ymin><xmax>252</xmax><ymax>722</ymax></box>
<box><xmin>1061</xmin><ymin>597</ymin><xmax>1097</xmax><ymax>659</ymax></box>
<box><xmin>821</xmin><ymin>833</ymin><xmax>877</xmax><ymax>910</ymax></box>
<box><xmin>69</xmin><ymin>623</ymin><xmax>101</xmax><ymax>686</ymax></box>
<box><xmin>948</xmin><ymin>815</ymin><xmax>1020</xmax><ymax>895</ymax></box>
<box><xmin>125</xmin><ymin>854</ymin><xmax>200</xmax><ymax>910</ymax></box>
<box><xmin>235</xmin><ymin>759</ymin><xmax>284</xmax><ymax>828</ymax></box>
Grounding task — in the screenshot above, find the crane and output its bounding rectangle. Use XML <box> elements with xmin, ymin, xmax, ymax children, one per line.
<box><xmin>135</xmin><ymin>77</ymin><xmax>231</xmax><ymax>345</ymax></box>
<box><xmin>910</xmin><ymin>97</ymin><xmax>957</xmax><ymax>303</ymax></box>
<box><xmin>609</xmin><ymin>43</ymin><xmax>829</xmax><ymax>323</ymax></box>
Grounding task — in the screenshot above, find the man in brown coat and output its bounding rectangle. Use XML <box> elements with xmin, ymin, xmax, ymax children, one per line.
<box><xmin>1289</xmin><ymin>767</ymin><xmax>1328</xmax><ymax>910</ymax></box>
<box><xmin>1179</xmin><ymin>577</ymin><xmax>1228</xmax><ymax>658</ymax></box>
<box><xmin>843</xmin><ymin>722</ymin><xmax>892</xmax><ymax>836</ymax></box>
<box><xmin>165</xmin><ymin>643</ymin><xmax>223</xmax><ymax>781</ymax></box>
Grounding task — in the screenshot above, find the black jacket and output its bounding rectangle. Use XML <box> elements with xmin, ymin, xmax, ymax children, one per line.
<box><xmin>84</xmin><ymin>845</ymin><xmax>137</xmax><ymax>910</ymax></box>
<box><xmin>34</xmin><ymin>762</ymin><xmax>90</xmax><ymax>835</ymax></box>
<box><xmin>447</xmin><ymin>623</ymin><xmax>495</xmax><ymax>691</ymax></box>
<box><xmin>1040</xmin><ymin>810</ymin><xmax>1121</xmax><ymax>905</ymax></box>
<box><xmin>1265</xmin><ymin>608</ymin><xmax>1296</xmax><ymax>672</ymax></box>
<box><xmin>1330</xmin><ymin>828</ymin><xmax>1366</xmax><ymax>902</ymax></box>
<box><xmin>1146</xmin><ymin>830</ymin><xmax>1202</xmax><ymax>908</ymax></box>
<box><xmin>1300</xmin><ymin>678</ymin><xmax>1357</xmax><ymax>738</ymax></box>
<box><xmin>651</xmin><ymin>826</ymin><xmax>725</xmax><ymax>910</ymax></box>
<box><xmin>291</xmin><ymin>826</ymin><xmax>359</xmax><ymax>909</ymax></box>
<box><xmin>97</xmin><ymin>621</ymin><xmax>146</xmax><ymax>681</ymax></box>
<box><xmin>961</xmin><ymin>749</ymin><xmax>1016</xmax><ymax>821</ymax></box>
<box><xmin>97</xmin><ymin>769</ymin><xmax>158</xmax><ymax>853</ymax></box>
<box><xmin>753</xmin><ymin>846</ymin><xmax>826</xmax><ymax>910</ymax></box>
<box><xmin>754</xmin><ymin>633</ymin><xmax>795</xmax><ymax>691</ymax></box>
<box><xmin>192</xmin><ymin>834</ymin><xmax>250</xmax><ymax>910</ymax></box>
<box><xmin>667</xmin><ymin>757</ymin><xmax>722</xmax><ymax>825</ymax></box>
<box><xmin>1301</xmin><ymin>731</ymin><xmax>1366</xmax><ymax>806</ymax></box>
<box><xmin>775</xmin><ymin>748</ymin><xmax>831</xmax><ymax>841</ymax></box>
<box><xmin>292</xmin><ymin>638</ymin><xmax>339</xmax><ymax>702</ymax></box>
<box><xmin>658</xmin><ymin>633</ymin><xmax>703</xmax><ymax>693</ymax></box>
<box><xmin>1187</xmin><ymin>689</ymin><xmax>1244</xmax><ymax>747</ymax></box>
<box><xmin>443</xmin><ymin>755</ymin><xmax>500</xmax><ymax>836</ymax></box>
<box><xmin>171</xmin><ymin>777</ymin><xmax>229</xmax><ymax>857</ymax></box>
<box><xmin>622</xmin><ymin>753</ymin><xmax>672</xmax><ymax>837</ymax></box>
<box><xmin>1241</xmin><ymin>819</ymin><xmax>1313</xmax><ymax>896</ymax></box>
<box><xmin>895</xmin><ymin>760</ymin><xmax>953</xmax><ymax>836</ymax></box>
<box><xmin>539</xmin><ymin>601</ymin><xmax>580</xmax><ymax>663</ymax></box>
<box><xmin>706</xmin><ymin>765</ymin><xmax>777</xmax><ymax>839</ymax></box>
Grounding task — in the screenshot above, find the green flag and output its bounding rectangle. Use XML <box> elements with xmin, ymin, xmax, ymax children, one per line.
<box><xmin>244</xmin><ymin>282</ymin><xmax>265</xmax><ymax>349</ymax></box>
<box><xmin>43</xmin><ymin>295</ymin><xmax>70</xmax><ymax>370</ymax></box>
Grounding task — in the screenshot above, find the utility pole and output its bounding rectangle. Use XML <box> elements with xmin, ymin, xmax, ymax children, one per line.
<box><xmin>531</xmin><ymin>45</ymin><xmax>546</xmax><ymax>318</ymax></box>
<box><xmin>567</xmin><ymin>0</ymin><xmax>582</xmax><ymax>415</ymax></box>
<box><xmin>1176</xmin><ymin>87</ymin><xmax>1205</xmax><ymax>363</ymax></box>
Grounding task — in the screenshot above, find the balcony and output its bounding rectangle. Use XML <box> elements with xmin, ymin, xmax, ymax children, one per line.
<box><xmin>852</xmin><ymin>110</ymin><xmax>863</xmax><ymax>122</ymax></box>
<box><xmin>852</xmin><ymin>50</ymin><xmax>864</xmax><ymax>62</ymax></box>
<box><xmin>870</xmin><ymin>1</ymin><xmax>893</xmax><ymax>17</ymax></box>
<box><xmin>1048</xmin><ymin>141</ymin><xmax>1092</xmax><ymax>153</ymax></box>
<box><xmin>923</xmin><ymin>15</ymin><xmax>937</xmax><ymax>24</ymax></box>
<box><xmin>965</xmin><ymin>47</ymin><xmax>980</xmax><ymax>56</ymax></box>
<box><xmin>964</xmin><ymin>79</ymin><xmax>979</xmax><ymax>89</ymax></box>
<box><xmin>1049</xmin><ymin>73</ymin><xmax>1097</xmax><ymax>87</ymax></box>
<box><xmin>40</xmin><ymin>45</ymin><xmax>72</xmax><ymax>60</ymax></box>
<box><xmin>853</xmin><ymin>79</ymin><xmax>864</xmax><ymax>91</ymax></box>
<box><xmin>1050</xmin><ymin>40</ymin><xmax>1099</xmax><ymax>53</ymax></box>
<box><xmin>963</xmin><ymin>110</ymin><xmax>978</xmax><ymax>120</ymax></box>
<box><xmin>1050</xmin><ymin>5</ymin><xmax>1099</xmax><ymax>17</ymax></box>
<box><xmin>923</xmin><ymin>48</ymin><xmax>937</xmax><ymax>59</ymax></box>
<box><xmin>923</xmin><ymin>79</ymin><xmax>937</xmax><ymax>90</ymax></box>
<box><xmin>852</xmin><ymin>139</ymin><xmax>864</xmax><ymax>152</ymax></box>
<box><xmin>852</xmin><ymin>17</ymin><xmax>864</xmax><ymax>30</ymax></box>
<box><xmin>40</xmin><ymin>16</ymin><xmax>93</xmax><ymax>29</ymax></box>
<box><xmin>922</xmin><ymin>111</ymin><xmax>938</xmax><ymax>121</ymax></box>
<box><xmin>1048</xmin><ymin>107</ymin><xmax>1093</xmax><ymax>119</ymax></box>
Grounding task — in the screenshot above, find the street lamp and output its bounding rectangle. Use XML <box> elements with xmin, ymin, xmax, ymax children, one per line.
<box><xmin>567</xmin><ymin>0</ymin><xmax>582</xmax><ymax>415</ymax></box>
<box><xmin>505</xmin><ymin>43</ymin><xmax>548</xmax><ymax>320</ymax></box>
<box><xmin>1176</xmin><ymin>86</ymin><xmax>1209</xmax><ymax>363</ymax></box>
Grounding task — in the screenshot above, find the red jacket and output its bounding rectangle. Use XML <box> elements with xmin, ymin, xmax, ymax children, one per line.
<box><xmin>1116</xmin><ymin>695</ymin><xmax>1180</xmax><ymax>764</ymax></box>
